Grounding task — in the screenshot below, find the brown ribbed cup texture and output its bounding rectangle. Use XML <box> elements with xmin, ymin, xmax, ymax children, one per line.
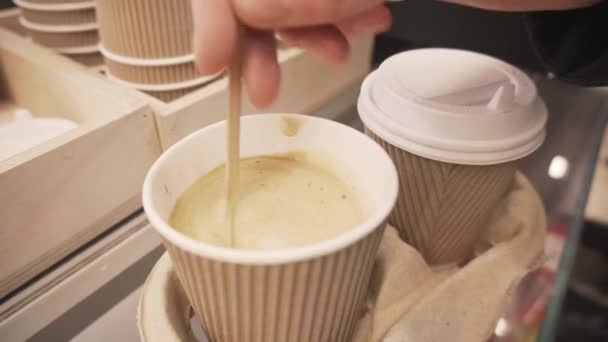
<box><xmin>96</xmin><ymin>0</ymin><xmax>192</xmax><ymax>58</ymax></box>
<box><xmin>26</xmin><ymin>0</ymin><xmax>89</xmax><ymax>3</ymax></box>
<box><xmin>28</xmin><ymin>29</ymin><xmax>99</xmax><ymax>48</ymax></box>
<box><xmin>104</xmin><ymin>58</ymin><xmax>200</xmax><ymax>84</ymax></box>
<box><xmin>21</xmin><ymin>8</ymin><xmax>96</xmax><ymax>25</ymax></box>
<box><xmin>366</xmin><ymin>129</ymin><xmax>515</xmax><ymax>265</ymax></box>
<box><xmin>162</xmin><ymin>225</ymin><xmax>385</xmax><ymax>342</ymax></box>
<box><xmin>144</xmin><ymin>86</ymin><xmax>201</xmax><ymax>103</ymax></box>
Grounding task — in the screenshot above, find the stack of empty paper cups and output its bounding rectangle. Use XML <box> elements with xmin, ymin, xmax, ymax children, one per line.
<box><xmin>13</xmin><ymin>0</ymin><xmax>102</xmax><ymax>67</ymax></box>
<box><xmin>96</xmin><ymin>0</ymin><xmax>216</xmax><ymax>102</ymax></box>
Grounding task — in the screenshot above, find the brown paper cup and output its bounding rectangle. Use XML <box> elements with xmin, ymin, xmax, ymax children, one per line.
<box><xmin>143</xmin><ymin>114</ymin><xmax>399</xmax><ymax>342</ymax></box>
<box><xmin>27</xmin><ymin>28</ymin><xmax>98</xmax><ymax>48</ymax></box>
<box><xmin>25</xmin><ymin>0</ymin><xmax>92</xmax><ymax>4</ymax></box>
<box><xmin>96</xmin><ymin>0</ymin><xmax>192</xmax><ymax>58</ymax></box>
<box><xmin>104</xmin><ymin>63</ymin><xmax>219</xmax><ymax>103</ymax></box>
<box><xmin>66</xmin><ymin>51</ymin><xmax>103</xmax><ymax>66</ymax></box>
<box><xmin>104</xmin><ymin>58</ymin><xmax>200</xmax><ymax>85</ymax></box>
<box><xmin>366</xmin><ymin>129</ymin><xmax>516</xmax><ymax>265</ymax></box>
<box><xmin>144</xmin><ymin>86</ymin><xmax>201</xmax><ymax>103</ymax></box>
<box><xmin>21</xmin><ymin>7</ymin><xmax>96</xmax><ymax>26</ymax></box>
<box><xmin>163</xmin><ymin>229</ymin><xmax>384</xmax><ymax>342</ymax></box>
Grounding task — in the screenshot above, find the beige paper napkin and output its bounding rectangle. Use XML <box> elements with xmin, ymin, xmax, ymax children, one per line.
<box><xmin>352</xmin><ymin>172</ymin><xmax>546</xmax><ymax>342</ymax></box>
<box><xmin>138</xmin><ymin>172</ymin><xmax>546</xmax><ymax>342</ymax></box>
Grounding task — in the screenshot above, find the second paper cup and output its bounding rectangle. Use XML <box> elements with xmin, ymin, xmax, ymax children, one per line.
<box><xmin>358</xmin><ymin>48</ymin><xmax>548</xmax><ymax>265</ymax></box>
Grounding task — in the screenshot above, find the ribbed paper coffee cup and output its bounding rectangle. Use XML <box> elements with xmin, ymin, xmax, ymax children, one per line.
<box><xmin>20</xmin><ymin>17</ymin><xmax>99</xmax><ymax>48</ymax></box>
<box><xmin>28</xmin><ymin>29</ymin><xmax>98</xmax><ymax>48</ymax></box>
<box><xmin>14</xmin><ymin>0</ymin><xmax>95</xmax><ymax>9</ymax></box>
<box><xmin>105</xmin><ymin>61</ymin><xmax>199</xmax><ymax>85</ymax></box>
<box><xmin>96</xmin><ymin>0</ymin><xmax>192</xmax><ymax>58</ymax></box>
<box><xmin>144</xmin><ymin>87</ymin><xmax>199</xmax><ymax>103</ymax></box>
<box><xmin>21</xmin><ymin>7</ymin><xmax>96</xmax><ymax>26</ymax></box>
<box><xmin>163</xmin><ymin>229</ymin><xmax>384</xmax><ymax>342</ymax></box>
<box><xmin>143</xmin><ymin>114</ymin><xmax>399</xmax><ymax>342</ymax></box>
<box><xmin>366</xmin><ymin>129</ymin><xmax>516</xmax><ymax>264</ymax></box>
<box><xmin>100</xmin><ymin>46</ymin><xmax>200</xmax><ymax>85</ymax></box>
<box><xmin>358</xmin><ymin>49</ymin><xmax>547</xmax><ymax>265</ymax></box>
<box><xmin>25</xmin><ymin>0</ymin><xmax>91</xmax><ymax>4</ymax></box>
<box><xmin>105</xmin><ymin>70</ymin><xmax>217</xmax><ymax>103</ymax></box>
<box><xmin>66</xmin><ymin>51</ymin><xmax>103</xmax><ymax>66</ymax></box>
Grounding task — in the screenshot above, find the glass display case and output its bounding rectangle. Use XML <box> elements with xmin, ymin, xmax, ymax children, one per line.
<box><xmin>487</xmin><ymin>77</ymin><xmax>608</xmax><ymax>341</ymax></box>
<box><xmin>345</xmin><ymin>74</ymin><xmax>608</xmax><ymax>342</ymax></box>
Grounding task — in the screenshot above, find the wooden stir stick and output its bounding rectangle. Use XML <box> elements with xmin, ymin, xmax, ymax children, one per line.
<box><xmin>225</xmin><ymin>27</ymin><xmax>243</xmax><ymax>248</ymax></box>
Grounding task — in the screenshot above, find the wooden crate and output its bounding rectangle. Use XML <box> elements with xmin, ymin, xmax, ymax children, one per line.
<box><xmin>0</xmin><ymin>8</ymin><xmax>24</xmax><ymax>36</ymax></box>
<box><xmin>131</xmin><ymin>35</ymin><xmax>374</xmax><ymax>150</ymax></box>
<box><xmin>0</xmin><ymin>29</ymin><xmax>161</xmax><ymax>298</ymax></box>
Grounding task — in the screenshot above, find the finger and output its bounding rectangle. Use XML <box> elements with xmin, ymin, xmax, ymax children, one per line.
<box><xmin>192</xmin><ymin>0</ymin><xmax>237</xmax><ymax>74</ymax></box>
<box><xmin>337</xmin><ymin>5</ymin><xmax>392</xmax><ymax>36</ymax></box>
<box><xmin>234</xmin><ymin>0</ymin><xmax>387</xmax><ymax>28</ymax></box>
<box><xmin>242</xmin><ymin>30</ymin><xmax>281</xmax><ymax>108</ymax></box>
<box><xmin>278</xmin><ymin>25</ymin><xmax>350</xmax><ymax>64</ymax></box>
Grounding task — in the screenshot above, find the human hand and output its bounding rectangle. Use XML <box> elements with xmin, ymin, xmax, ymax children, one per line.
<box><xmin>192</xmin><ymin>0</ymin><xmax>392</xmax><ymax>108</ymax></box>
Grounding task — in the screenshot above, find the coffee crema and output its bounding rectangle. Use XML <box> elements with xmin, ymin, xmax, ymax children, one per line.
<box><xmin>170</xmin><ymin>153</ymin><xmax>363</xmax><ymax>250</ymax></box>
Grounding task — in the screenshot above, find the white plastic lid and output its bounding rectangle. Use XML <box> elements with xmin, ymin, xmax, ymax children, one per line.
<box><xmin>358</xmin><ymin>48</ymin><xmax>547</xmax><ymax>165</ymax></box>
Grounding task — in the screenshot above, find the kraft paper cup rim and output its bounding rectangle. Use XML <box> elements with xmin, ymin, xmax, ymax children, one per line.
<box><xmin>55</xmin><ymin>44</ymin><xmax>98</xmax><ymax>54</ymax></box>
<box><xmin>99</xmin><ymin>44</ymin><xmax>195</xmax><ymax>66</ymax></box>
<box><xmin>105</xmin><ymin>71</ymin><xmax>219</xmax><ymax>92</ymax></box>
<box><xmin>19</xmin><ymin>16</ymin><xmax>97</xmax><ymax>32</ymax></box>
<box><xmin>13</xmin><ymin>0</ymin><xmax>96</xmax><ymax>11</ymax></box>
<box><xmin>143</xmin><ymin>114</ymin><xmax>399</xmax><ymax>265</ymax></box>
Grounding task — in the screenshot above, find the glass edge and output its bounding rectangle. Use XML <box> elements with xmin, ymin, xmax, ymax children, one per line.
<box><xmin>538</xmin><ymin>98</ymin><xmax>608</xmax><ymax>341</ymax></box>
